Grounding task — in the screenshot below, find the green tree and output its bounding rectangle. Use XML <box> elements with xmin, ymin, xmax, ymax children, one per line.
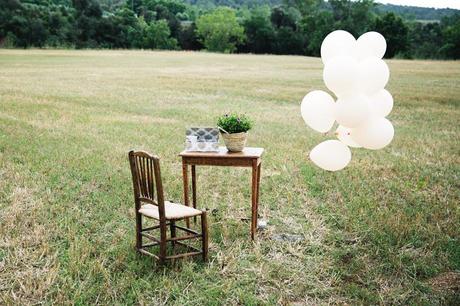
<box><xmin>283</xmin><ymin>0</ymin><xmax>319</xmax><ymax>16</ymax></box>
<box><xmin>142</xmin><ymin>0</ymin><xmax>186</xmax><ymax>36</ymax></box>
<box><xmin>329</xmin><ymin>0</ymin><xmax>375</xmax><ymax>36</ymax></box>
<box><xmin>374</xmin><ymin>12</ymin><xmax>409</xmax><ymax>58</ymax></box>
<box><xmin>269</xmin><ymin>6</ymin><xmax>305</xmax><ymax>55</ymax></box>
<box><xmin>45</xmin><ymin>8</ymin><xmax>76</xmax><ymax>47</ymax></box>
<box><xmin>408</xmin><ymin>22</ymin><xmax>443</xmax><ymax>59</ymax></box>
<box><xmin>112</xmin><ymin>7</ymin><xmax>144</xmax><ymax>48</ymax></box>
<box><xmin>270</xmin><ymin>6</ymin><xmax>297</xmax><ymax>29</ymax></box>
<box><xmin>271</xmin><ymin>25</ymin><xmax>305</xmax><ymax>54</ymax></box>
<box><xmin>144</xmin><ymin>19</ymin><xmax>178</xmax><ymax>49</ymax></box>
<box><xmin>72</xmin><ymin>0</ymin><xmax>103</xmax><ymax>47</ymax></box>
<box><xmin>242</xmin><ymin>6</ymin><xmax>274</xmax><ymax>53</ymax></box>
<box><xmin>196</xmin><ymin>7</ymin><xmax>245</xmax><ymax>53</ymax></box>
<box><xmin>440</xmin><ymin>14</ymin><xmax>460</xmax><ymax>59</ymax></box>
<box><xmin>178</xmin><ymin>22</ymin><xmax>202</xmax><ymax>50</ymax></box>
<box><xmin>301</xmin><ymin>10</ymin><xmax>335</xmax><ymax>56</ymax></box>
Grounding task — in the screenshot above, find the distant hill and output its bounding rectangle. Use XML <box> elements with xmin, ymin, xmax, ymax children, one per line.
<box><xmin>374</xmin><ymin>3</ymin><xmax>459</xmax><ymax>21</ymax></box>
<box><xmin>183</xmin><ymin>0</ymin><xmax>459</xmax><ymax>21</ymax></box>
<box><xmin>184</xmin><ymin>0</ymin><xmax>280</xmax><ymax>9</ymax></box>
<box><xmin>84</xmin><ymin>0</ymin><xmax>460</xmax><ymax>21</ymax></box>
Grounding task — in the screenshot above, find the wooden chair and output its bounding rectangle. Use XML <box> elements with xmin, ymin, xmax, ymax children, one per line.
<box><xmin>128</xmin><ymin>150</ymin><xmax>208</xmax><ymax>263</ymax></box>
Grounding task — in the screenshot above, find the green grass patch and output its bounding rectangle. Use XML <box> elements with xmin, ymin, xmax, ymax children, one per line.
<box><xmin>0</xmin><ymin>49</ymin><xmax>459</xmax><ymax>304</ymax></box>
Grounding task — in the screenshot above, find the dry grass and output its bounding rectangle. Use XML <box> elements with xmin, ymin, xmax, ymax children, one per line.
<box><xmin>0</xmin><ymin>49</ymin><xmax>459</xmax><ymax>305</ymax></box>
<box><xmin>0</xmin><ymin>164</ymin><xmax>58</xmax><ymax>304</ymax></box>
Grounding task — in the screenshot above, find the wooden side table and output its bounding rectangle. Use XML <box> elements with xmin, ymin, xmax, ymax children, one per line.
<box><xmin>179</xmin><ymin>147</ymin><xmax>264</xmax><ymax>240</ymax></box>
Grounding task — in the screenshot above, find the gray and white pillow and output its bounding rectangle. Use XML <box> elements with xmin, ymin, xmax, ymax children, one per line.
<box><xmin>185</xmin><ymin>127</ymin><xmax>219</xmax><ymax>152</ymax></box>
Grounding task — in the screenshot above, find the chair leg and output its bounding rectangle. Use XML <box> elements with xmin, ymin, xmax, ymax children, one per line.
<box><xmin>159</xmin><ymin>221</ymin><xmax>168</xmax><ymax>264</ymax></box>
<box><xmin>201</xmin><ymin>211</ymin><xmax>208</xmax><ymax>261</ymax></box>
<box><xmin>136</xmin><ymin>212</ymin><xmax>142</xmax><ymax>250</ymax></box>
<box><xmin>170</xmin><ymin>220</ymin><xmax>176</xmax><ymax>249</ymax></box>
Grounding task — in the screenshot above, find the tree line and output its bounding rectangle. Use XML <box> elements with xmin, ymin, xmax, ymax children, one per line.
<box><xmin>0</xmin><ymin>0</ymin><xmax>459</xmax><ymax>59</ymax></box>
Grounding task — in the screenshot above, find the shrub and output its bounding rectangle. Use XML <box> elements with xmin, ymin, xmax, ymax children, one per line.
<box><xmin>217</xmin><ymin>113</ymin><xmax>253</xmax><ymax>134</ymax></box>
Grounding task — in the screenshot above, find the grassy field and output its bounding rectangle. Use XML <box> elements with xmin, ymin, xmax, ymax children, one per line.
<box><xmin>0</xmin><ymin>49</ymin><xmax>459</xmax><ymax>305</ymax></box>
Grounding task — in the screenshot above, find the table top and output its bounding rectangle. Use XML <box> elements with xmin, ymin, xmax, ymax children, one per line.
<box><xmin>180</xmin><ymin>146</ymin><xmax>264</xmax><ymax>159</ymax></box>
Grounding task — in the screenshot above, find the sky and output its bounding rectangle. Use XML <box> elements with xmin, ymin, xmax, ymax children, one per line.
<box><xmin>376</xmin><ymin>0</ymin><xmax>460</xmax><ymax>9</ymax></box>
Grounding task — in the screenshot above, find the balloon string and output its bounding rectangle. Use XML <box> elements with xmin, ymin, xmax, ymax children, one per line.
<box><xmin>323</xmin><ymin>131</ymin><xmax>350</xmax><ymax>137</ymax></box>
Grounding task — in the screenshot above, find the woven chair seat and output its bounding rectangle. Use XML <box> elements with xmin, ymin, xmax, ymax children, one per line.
<box><xmin>139</xmin><ymin>201</ymin><xmax>202</xmax><ymax>220</ymax></box>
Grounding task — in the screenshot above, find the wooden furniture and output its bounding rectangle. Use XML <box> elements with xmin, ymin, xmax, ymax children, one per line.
<box><xmin>128</xmin><ymin>150</ymin><xmax>208</xmax><ymax>263</ymax></box>
<box><xmin>179</xmin><ymin>147</ymin><xmax>264</xmax><ymax>240</ymax></box>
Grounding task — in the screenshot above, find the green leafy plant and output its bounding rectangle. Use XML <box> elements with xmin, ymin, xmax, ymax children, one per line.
<box><xmin>217</xmin><ymin>113</ymin><xmax>253</xmax><ymax>134</ymax></box>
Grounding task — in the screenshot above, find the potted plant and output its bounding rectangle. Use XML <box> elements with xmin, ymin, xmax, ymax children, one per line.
<box><xmin>217</xmin><ymin>113</ymin><xmax>253</xmax><ymax>152</ymax></box>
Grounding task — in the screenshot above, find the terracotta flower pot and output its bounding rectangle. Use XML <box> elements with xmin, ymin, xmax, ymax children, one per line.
<box><xmin>221</xmin><ymin>132</ymin><xmax>247</xmax><ymax>152</ymax></box>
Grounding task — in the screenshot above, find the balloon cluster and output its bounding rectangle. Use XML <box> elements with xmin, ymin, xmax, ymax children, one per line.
<box><xmin>301</xmin><ymin>30</ymin><xmax>395</xmax><ymax>171</ymax></box>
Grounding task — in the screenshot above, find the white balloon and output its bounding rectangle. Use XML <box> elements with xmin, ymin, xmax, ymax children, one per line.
<box><xmin>356</xmin><ymin>32</ymin><xmax>387</xmax><ymax>60</ymax></box>
<box><xmin>321</xmin><ymin>30</ymin><xmax>356</xmax><ymax>64</ymax></box>
<box><xmin>357</xmin><ymin>57</ymin><xmax>390</xmax><ymax>95</ymax></box>
<box><xmin>334</xmin><ymin>94</ymin><xmax>371</xmax><ymax>128</ymax></box>
<box><xmin>351</xmin><ymin>117</ymin><xmax>394</xmax><ymax>150</ymax></box>
<box><xmin>336</xmin><ymin>125</ymin><xmax>361</xmax><ymax>148</ymax></box>
<box><xmin>323</xmin><ymin>56</ymin><xmax>358</xmax><ymax>98</ymax></box>
<box><xmin>300</xmin><ymin>90</ymin><xmax>336</xmax><ymax>133</ymax></box>
<box><xmin>310</xmin><ymin>140</ymin><xmax>352</xmax><ymax>171</ymax></box>
<box><xmin>368</xmin><ymin>89</ymin><xmax>393</xmax><ymax>117</ymax></box>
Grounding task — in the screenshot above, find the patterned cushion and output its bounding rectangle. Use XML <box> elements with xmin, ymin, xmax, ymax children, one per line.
<box><xmin>186</xmin><ymin>127</ymin><xmax>219</xmax><ymax>142</ymax></box>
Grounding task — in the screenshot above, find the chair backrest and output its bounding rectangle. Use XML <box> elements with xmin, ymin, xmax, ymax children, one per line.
<box><xmin>128</xmin><ymin>150</ymin><xmax>165</xmax><ymax>219</ymax></box>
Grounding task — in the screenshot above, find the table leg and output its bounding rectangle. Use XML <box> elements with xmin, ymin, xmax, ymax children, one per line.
<box><xmin>256</xmin><ymin>162</ymin><xmax>261</xmax><ymax>217</ymax></box>
<box><xmin>182</xmin><ymin>161</ymin><xmax>190</xmax><ymax>228</ymax></box>
<box><xmin>251</xmin><ymin>160</ymin><xmax>259</xmax><ymax>240</ymax></box>
<box><xmin>191</xmin><ymin>165</ymin><xmax>197</xmax><ymax>223</ymax></box>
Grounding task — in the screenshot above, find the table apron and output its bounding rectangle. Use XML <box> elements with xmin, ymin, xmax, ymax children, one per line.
<box><xmin>182</xmin><ymin>157</ymin><xmax>259</xmax><ymax>167</ymax></box>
